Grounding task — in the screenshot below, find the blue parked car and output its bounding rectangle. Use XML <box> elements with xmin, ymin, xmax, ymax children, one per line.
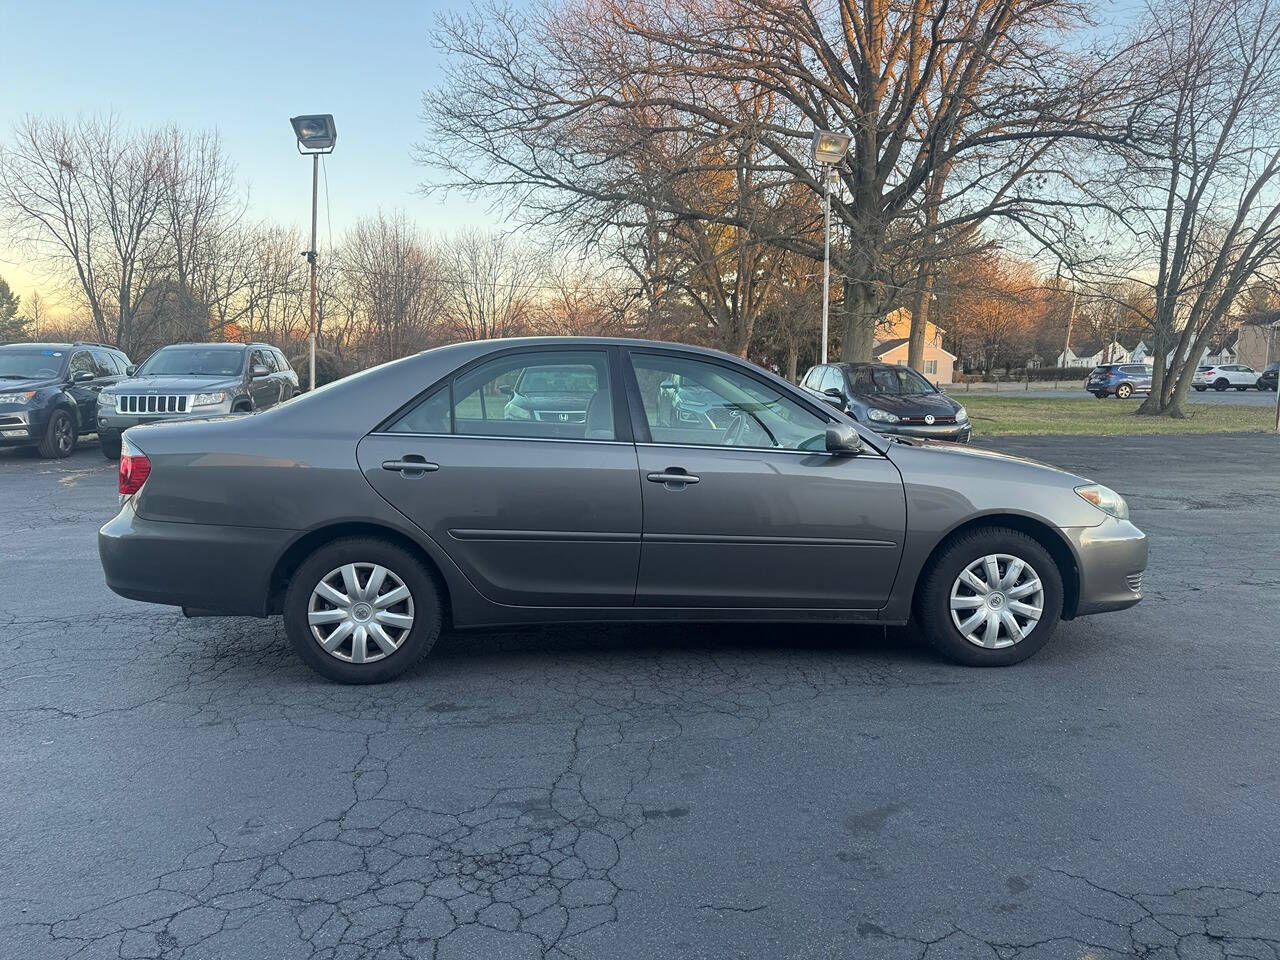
<box><xmin>0</xmin><ymin>341</ymin><xmax>133</xmax><ymax>458</ymax></box>
<box><xmin>1085</xmin><ymin>363</ymin><xmax>1152</xmax><ymax>399</ymax></box>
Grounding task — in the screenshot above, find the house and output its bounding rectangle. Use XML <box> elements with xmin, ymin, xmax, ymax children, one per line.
<box><xmin>1057</xmin><ymin>339</ymin><xmax>1133</xmax><ymax>367</ymax></box>
<box><xmin>873</xmin><ymin>308</ymin><xmax>956</xmax><ymax>383</ymax></box>
<box><xmin>1236</xmin><ymin>312</ymin><xmax>1280</xmax><ymax>369</ymax></box>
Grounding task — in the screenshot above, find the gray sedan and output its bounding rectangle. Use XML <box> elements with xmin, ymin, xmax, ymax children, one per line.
<box><xmin>98</xmin><ymin>338</ymin><xmax>1147</xmax><ymax>683</ymax></box>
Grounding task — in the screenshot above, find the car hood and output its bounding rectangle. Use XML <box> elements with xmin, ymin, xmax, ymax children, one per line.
<box><xmin>888</xmin><ymin>436</ymin><xmax>1085</xmax><ymax>482</ymax></box>
<box><xmin>512</xmin><ymin>391</ymin><xmax>594</xmax><ymax>409</ymax></box>
<box><xmin>0</xmin><ymin>375</ymin><xmax>62</xmax><ymax>392</ymax></box>
<box><xmin>856</xmin><ymin>392</ymin><xmax>960</xmax><ymax>415</ymax></box>
<box><xmin>103</xmin><ymin>375</ymin><xmax>241</xmax><ymax>394</ymax></box>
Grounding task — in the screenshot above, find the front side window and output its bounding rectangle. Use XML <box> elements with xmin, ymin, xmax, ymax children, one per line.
<box><xmin>387</xmin><ymin>349</ymin><xmax>615</xmax><ymax>441</ymax></box>
<box><xmin>69</xmin><ymin>351</ymin><xmax>95</xmax><ymax>379</ymax></box>
<box><xmin>629</xmin><ymin>353</ymin><xmax>829</xmax><ymax>451</ymax></box>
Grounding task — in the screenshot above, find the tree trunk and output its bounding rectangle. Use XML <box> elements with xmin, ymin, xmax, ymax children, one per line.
<box><xmin>906</xmin><ymin>262</ymin><xmax>934</xmax><ymax>371</ymax></box>
<box><xmin>838</xmin><ymin>279</ymin><xmax>880</xmax><ymax>362</ymax></box>
<box><xmin>784</xmin><ymin>338</ymin><xmax>798</xmax><ymax>382</ymax></box>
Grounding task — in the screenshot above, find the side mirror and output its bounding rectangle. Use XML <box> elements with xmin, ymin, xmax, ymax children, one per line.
<box><xmin>73</xmin><ymin>370</ymin><xmax>95</xmax><ymax>383</ymax></box>
<box><xmin>822</xmin><ymin>386</ymin><xmax>846</xmax><ymax>408</ymax></box>
<box><xmin>825</xmin><ymin>423</ymin><xmax>862</xmax><ymax>455</ymax></box>
<box><xmin>251</xmin><ymin>364</ymin><xmax>270</xmax><ymax>379</ymax></box>
<box><xmin>498</xmin><ymin>384</ymin><xmax>514</xmax><ymax>398</ymax></box>
<box><xmin>125</xmin><ymin>365</ymin><xmax>136</xmax><ymax>376</ymax></box>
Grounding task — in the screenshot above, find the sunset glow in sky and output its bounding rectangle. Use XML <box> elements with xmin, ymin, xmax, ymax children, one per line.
<box><xmin>1</xmin><ymin>0</ymin><xmax>498</xmax><ymax>307</ymax></box>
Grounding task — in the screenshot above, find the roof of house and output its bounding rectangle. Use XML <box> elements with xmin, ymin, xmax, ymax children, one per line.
<box><xmin>872</xmin><ymin>338</ymin><xmax>910</xmax><ymax>355</ymax></box>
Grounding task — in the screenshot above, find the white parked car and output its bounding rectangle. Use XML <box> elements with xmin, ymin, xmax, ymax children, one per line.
<box><xmin>1192</xmin><ymin>363</ymin><xmax>1258</xmax><ymax>391</ymax></box>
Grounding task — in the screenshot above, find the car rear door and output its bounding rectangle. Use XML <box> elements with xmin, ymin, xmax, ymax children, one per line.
<box><xmin>357</xmin><ymin>346</ymin><xmax>643</xmax><ymax>606</ymax></box>
<box><xmin>624</xmin><ymin>349</ymin><xmax>906</xmax><ymax>610</ymax></box>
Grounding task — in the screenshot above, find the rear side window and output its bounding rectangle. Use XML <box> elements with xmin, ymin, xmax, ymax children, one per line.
<box><xmin>386</xmin><ymin>349</ymin><xmax>616</xmax><ymax>441</ymax></box>
<box><xmin>1122</xmin><ymin>365</ymin><xmax>1147</xmax><ymax>375</ymax></box>
<box><xmin>273</xmin><ymin>348</ymin><xmax>292</xmax><ymax>371</ymax></box>
<box><xmin>802</xmin><ymin>367</ymin><xmax>823</xmax><ymax>390</ymax></box>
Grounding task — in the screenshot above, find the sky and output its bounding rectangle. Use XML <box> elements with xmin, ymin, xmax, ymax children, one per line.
<box><xmin>0</xmin><ymin>0</ymin><xmax>498</xmax><ymax>307</ymax></box>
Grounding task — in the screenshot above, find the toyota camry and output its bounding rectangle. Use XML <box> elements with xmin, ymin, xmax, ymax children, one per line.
<box><xmin>99</xmin><ymin>338</ymin><xmax>1148</xmax><ymax>683</ymax></box>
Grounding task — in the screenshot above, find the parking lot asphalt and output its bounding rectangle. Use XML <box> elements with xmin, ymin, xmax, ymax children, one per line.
<box><xmin>2</xmin><ymin>433</ymin><xmax>1278</xmax><ymax>960</ymax></box>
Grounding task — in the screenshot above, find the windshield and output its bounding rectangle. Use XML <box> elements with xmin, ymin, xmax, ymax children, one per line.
<box><xmin>137</xmin><ymin>347</ymin><xmax>243</xmax><ymax>378</ymax></box>
<box><xmin>0</xmin><ymin>348</ymin><xmax>67</xmax><ymax>380</ymax></box>
<box><xmin>851</xmin><ymin>366</ymin><xmax>937</xmax><ymax>396</ymax></box>
<box><xmin>516</xmin><ymin>365</ymin><xmax>598</xmax><ymax>394</ymax></box>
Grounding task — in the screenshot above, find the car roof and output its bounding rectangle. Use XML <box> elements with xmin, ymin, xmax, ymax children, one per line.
<box><xmin>827</xmin><ymin>361</ymin><xmax>918</xmax><ymax>372</ymax></box>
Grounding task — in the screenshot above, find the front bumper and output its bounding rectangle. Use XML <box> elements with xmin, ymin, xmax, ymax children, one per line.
<box><xmin>1064</xmin><ymin>517</ymin><xmax>1148</xmax><ymax>617</ymax></box>
<box><xmin>98</xmin><ymin>400</ymin><xmax>234</xmax><ymax>433</ymax></box>
<box><xmin>99</xmin><ymin>498</ymin><xmax>294</xmax><ymax>616</ymax></box>
<box><xmin>0</xmin><ymin>408</ymin><xmax>34</xmax><ymax>445</ymax></box>
<box><xmin>872</xmin><ymin>421</ymin><xmax>972</xmax><ymax>443</ymax></box>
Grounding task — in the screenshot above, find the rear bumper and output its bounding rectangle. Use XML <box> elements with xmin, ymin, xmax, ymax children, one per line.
<box><xmin>1064</xmin><ymin>518</ymin><xmax>1148</xmax><ymax>617</ymax></box>
<box><xmin>98</xmin><ymin>499</ymin><xmax>293</xmax><ymax>616</ymax></box>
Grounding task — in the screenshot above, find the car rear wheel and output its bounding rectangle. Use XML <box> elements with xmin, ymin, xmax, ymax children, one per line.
<box><xmin>1235</xmin><ymin>385</ymin><xmax>1248</xmax><ymax>391</ymax></box>
<box><xmin>1214</xmin><ymin>379</ymin><xmax>1229</xmax><ymax>391</ymax></box>
<box><xmin>37</xmin><ymin>409</ymin><xmax>77</xmax><ymax>459</ymax></box>
<box><xmin>1194</xmin><ymin>386</ymin><xmax>1206</xmax><ymax>391</ymax></box>
<box><xmin>283</xmin><ymin>537</ymin><xmax>443</xmax><ymax>683</ymax></box>
<box><xmin>915</xmin><ymin>527</ymin><xmax>1064</xmax><ymax>666</ymax></box>
<box><xmin>1115</xmin><ymin>383</ymin><xmax>1133</xmax><ymax>399</ymax></box>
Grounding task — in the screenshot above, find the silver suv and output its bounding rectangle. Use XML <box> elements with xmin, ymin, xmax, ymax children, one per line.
<box><xmin>97</xmin><ymin>342</ymin><xmax>298</xmax><ymax>459</ymax></box>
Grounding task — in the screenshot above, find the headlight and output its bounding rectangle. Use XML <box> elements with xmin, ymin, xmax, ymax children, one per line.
<box><xmin>97</xmin><ymin>392</ymin><xmax>115</xmax><ymax>406</ymax></box>
<box><xmin>866</xmin><ymin>407</ymin><xmax>900</xmax><ymax>424</ymax></box>
<box><xmin>1075</xmin><ymin>483</ymin><xmax>1130</xmax><ymax>520</ymax></box>
<box><xmin>954</xmin><ymin>405</ymin><xmax>969</xmax><ymax>423</ymax></box>
<box><xmin>192</xmin><ymin>392</ymin><xmax>226</xmax><ymax>407</ymax></box>
<box><xmin>0</xmin><ymin>391</ymin><xmax>35</xmax><ymax>404</ymax></box>
<box><xmin>505</xmin><ymin>402</ymin><xmax>531</xmax><ymax>420</ymax></box>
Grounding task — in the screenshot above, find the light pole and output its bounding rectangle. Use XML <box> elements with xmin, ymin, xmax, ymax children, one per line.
<box><xmin>811</xmin><ymin>130</ymin><xmax>851</xmax><ymax>364</ymax></box>
<box><xmin>289</xmin><ymin>114</ymin><xmax>337</xmax><ymax>391</ymax></box>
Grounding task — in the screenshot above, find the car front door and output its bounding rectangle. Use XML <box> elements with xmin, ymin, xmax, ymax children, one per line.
<box><xmin>357</xmin><ymin>347</ymin><xmax>643</xmax><ymax>606</ymax></box>
<box><xmin>625</xmin><ymin>350</ymin><xmax>907</xmax><ymax>610</ymax></box>
<box><xmin>247</xmin><ymin>349</ymin><xmax>278</xmax><ymax>409</ymax></box>
<box><xmin>65</xmin><ymin>350</ymin><xmax>101</xmax><ymax>432</ymax></box>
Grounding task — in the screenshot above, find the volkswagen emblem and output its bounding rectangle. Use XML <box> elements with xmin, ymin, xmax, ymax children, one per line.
<box><xmin>924</xmin><ymin>414</ymin><xmax>935</xmax><ymax>425</ymax></box>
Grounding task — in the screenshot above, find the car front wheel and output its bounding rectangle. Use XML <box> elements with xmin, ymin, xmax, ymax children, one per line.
<box><xmin>37</xmin><ymin>409</ymin><xmax>77</xmax><ymax>459</ymax></box>
<box><xmin>283</xmin><ymin>537</ymin><xmax>443</xmax><ymax>683</ymax></box>
<box><xmin>916</xmin><ymin>527</ymin><xmax>1064</xmax><ymax>666</ymax></box>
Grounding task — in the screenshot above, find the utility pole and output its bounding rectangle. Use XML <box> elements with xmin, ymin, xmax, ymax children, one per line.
<box><xmin>307</xmin><ymin>153</ymin><xmax>318</xmax><ymax>392</ymax></box>
<box><xmin>821</xmin><ymin>169</ymin><xmax>832</xmax><ymax>364</ymax></box>
<box><xmin>1062</xmin><ymin>287</ymin><xmax>1077</xmax><ymax>370</ymax></box>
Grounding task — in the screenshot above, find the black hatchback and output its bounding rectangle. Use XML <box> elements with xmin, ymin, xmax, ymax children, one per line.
<box><xmin>800</xmin><ymin>362</ymin><xmax>971</xmax><ymax>442</ymax></box>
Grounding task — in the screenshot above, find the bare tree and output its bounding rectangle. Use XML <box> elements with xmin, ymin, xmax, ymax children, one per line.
<box><xmin>339</xmin><ymin>211</ymin><xmax>447</xmax><ymax>363</ymax></box>
<box><xmin>423</xmin><ymin>0</ymin><xmax>1118</xmax><ymax>361</ymax></box>
<box><xmin>439</xmin><ymin>229</ymin><xmax>543</xmax><ymax>340</ymax></box>
<box><xmin>1074</xmin><ymin>0</ymin><xmax>1280</xmax><ymax>416</ymax></box>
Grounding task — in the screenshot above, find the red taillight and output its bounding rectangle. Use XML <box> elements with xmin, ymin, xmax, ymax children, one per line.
<box><xmin>119</xmin><ymin>451</ymin><xmax>151</xmax><ymax>496</ymax></box>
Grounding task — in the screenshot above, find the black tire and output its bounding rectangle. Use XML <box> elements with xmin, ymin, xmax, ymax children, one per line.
<box><xmin>1235</xmin><ymin>385</ymin><xmax>1248</xmax><ymax>391</ymax></box>
<box><xmin>100</xmin><ymin>430</ymin><xmax>122</xmax><ymax>460</ymax></box>
<box><xmin>232</xmin><ymin>400</ymin><xmax>253</xmax><ymax>413</ymax></box>
<box><xmin>915</xmin><ymin>527</ymin><xmax>1064</xmax><ymax>667</ymax></box>
<box><xmin>36</xmin><ymin>408</ymin><xmax>77</xmax><ymax>459</ymax></box>
<box><xmin>1194</xmin><ymin>386</ymin><xmax>1206</xmax><ymax>392</ymax></box>
<box><xmin>1093</xmin><ymin>392</ymin><xmax>1106</xmax><ymax>399</ymax></box>
<box><xmin>1213</xmin><ymin>379</ymin><xmax>1229</xmax><ymax>391</ymax></box>
<box><xmin>1115</xmin><ymin>383</ymin><xmax>1133</xmax><ymax>399</ymax></box>
<box><xmin>283</xmin><ymin>537</ymin><xmax>443</xmax><ymax>684</ymax></box>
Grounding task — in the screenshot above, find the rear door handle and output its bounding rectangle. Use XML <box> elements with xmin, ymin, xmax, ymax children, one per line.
<box><xmin>646</xmin><ymin>470</ymin><xmax>700</xmax><ymax>487</ymax></box>
<box><xmin>383</xmin><ymin>457</ymin><xmax>440</xmax><ymax>478</ymax></box>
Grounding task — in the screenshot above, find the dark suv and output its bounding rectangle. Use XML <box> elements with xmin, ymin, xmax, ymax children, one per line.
<box><xmin>1086</xmin><ymin>363</ymin><xmax>1152</xmax><ymax>399</ymax></box>
<box><xmin>0</xmin><ymin>342</ymin><xmax>132</xmax><ymax>458</ymax></box>
<box><xmin>1257</xmin><ymin>363</ymin><xmax>1278</xmax><ymax>392</ymax></box>
<box><xmin>97</xmin><ymin>342</ymin><xmax>299</xmax><ymax>459</ymax></box>
<box><xmin>800</xmin><ymin>361</ymin><xmax>971</xmax><ymax>442</ymax></box>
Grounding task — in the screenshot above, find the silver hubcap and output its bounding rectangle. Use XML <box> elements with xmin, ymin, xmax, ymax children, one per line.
<box><xmin>307</xmin><ymin>563</ymin><xmax>414</xmax><ymax>664</ymax></box>
<box><xmin>949</xmin><ymin>553</ymin><xmax>1044</xmax><ymax>649</ymax></box>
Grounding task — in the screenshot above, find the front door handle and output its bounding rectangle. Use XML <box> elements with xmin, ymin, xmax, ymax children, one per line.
<box><xmin>383</xmin><ymin>457</ymin><xmax>440</xmax><ymax>478</ymax></box>
<box><xmin>646</xmin><ymin>469</ymin><xmax>700</xmax><ymax>487</ymax></box>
